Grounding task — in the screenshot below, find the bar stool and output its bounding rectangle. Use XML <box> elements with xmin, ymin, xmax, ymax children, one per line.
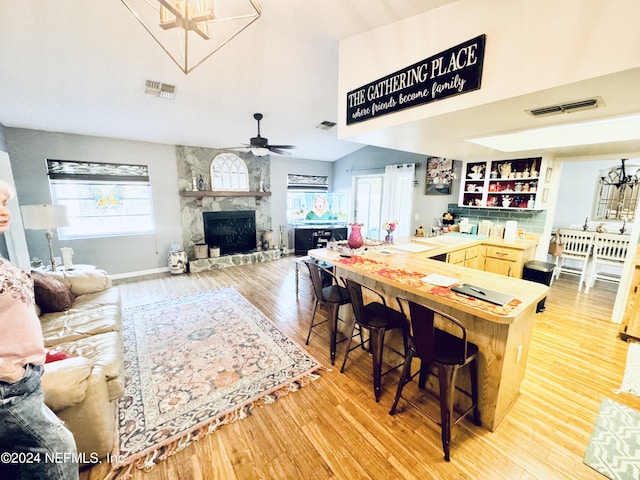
<box><xmin>341</xmin><ymin>277</ymin><xmax>409</xmax><ymax>402</ymax></box>
<box><xmin>305</xmin><ymin>260</ymin><xmax>351</xmax><ymax>365</ymax></box>
<box><xmin>390</xmin><ymin>296</ymin><xmax>481</xmax><ymax>461</ymax></box>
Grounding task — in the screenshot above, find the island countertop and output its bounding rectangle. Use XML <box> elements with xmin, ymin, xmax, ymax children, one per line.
<box><xmin>309</xmin><ymin>244</ymin><xmax>547</xmax><ymax>324</ymax></box>
<box><xmin>308</xmin><ymin>245</ymin><xmax>548</xmax><ymax>431</ymax></box>
<box><xmin>409</xmin><ymin>233</ymin><xmax>539</xmax><ymax>259</ymax></box>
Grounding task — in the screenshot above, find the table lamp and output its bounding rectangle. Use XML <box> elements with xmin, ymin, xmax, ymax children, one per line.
<box><xmin>21</xmin><ymin>204</ymin><xmax>69</xmax><ymax>271</ymax></box>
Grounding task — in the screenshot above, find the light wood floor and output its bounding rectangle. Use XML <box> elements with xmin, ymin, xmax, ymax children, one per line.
<box><xmin>81</xmin><ymin>256</ymin><xmax>640</xmax><ymax>480</ymax></box>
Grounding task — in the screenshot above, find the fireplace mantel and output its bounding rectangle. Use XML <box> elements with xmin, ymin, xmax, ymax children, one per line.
<box><xmin>180</xmin><ymin>190</ymin><xmax>271</xmax><ymax>206</ymax></box>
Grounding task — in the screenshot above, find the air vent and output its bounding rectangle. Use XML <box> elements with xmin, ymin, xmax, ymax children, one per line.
<box><xmin>316</xmin><ymin>120</ymin><xmax>337</xmax><ymax>130</ymax></box>
<box><xmin>561</xmin><ymin>98</ymin><xmax>598</xmax><ymax>112</ymax></box>
<box><xmin>529</xmin><ymin>105</ymin><xmax>563</xmax><ymax>116</ymax></box>
<box><xmin>527</xmin><ymin>97</ymin><xmax>601</xmax><ymax>117</ymax></box>
<box><xmin>144</xmin><ymin>80</ymin><xmax>176</xmax><ymax>99</ymax></box>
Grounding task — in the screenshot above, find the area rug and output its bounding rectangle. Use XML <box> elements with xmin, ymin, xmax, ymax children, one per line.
<box><xmin>584</xmin><ymin>398</ymin><xmax>640</xmax><ymax>480</ymax></box>
<box><xmin>110</xmin><ymin>287</ymin><xmax>322</xmax><ymax>477</ymax></box>
<box><xmin>615</xmin><ymin>340</ymin><xmax>640</xmax><ymax>396</ymax></box>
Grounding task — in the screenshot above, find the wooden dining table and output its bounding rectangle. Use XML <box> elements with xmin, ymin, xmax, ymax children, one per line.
<box><xmin>308</xmin><ymin>245</ymin><xmax>548</xmax><ymax>431</ymax></box>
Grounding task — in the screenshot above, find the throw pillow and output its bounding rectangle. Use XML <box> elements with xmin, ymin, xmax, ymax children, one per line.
<box><xmin>31</xmin><ymin>271</ymin><xmax>75</xmax><ymax>313</ymax></box>
<box><xmin>45</xmin><ymin>350</ymin><xmax>72</xmax><ymax>363</ymax></box>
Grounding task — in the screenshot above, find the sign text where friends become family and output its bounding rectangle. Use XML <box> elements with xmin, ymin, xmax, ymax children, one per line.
<box><xmin>346</xmin><ymin>35</ymin><xmax>486</xmax><ymax>125</ymax></box>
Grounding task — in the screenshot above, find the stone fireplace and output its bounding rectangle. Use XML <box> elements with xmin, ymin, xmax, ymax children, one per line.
<box><xmin>176</xmin><ymin>145</ymin><xmax>279</xmax><ymax>270</ymax></box>
<box><xmin>203</xmin><ymin>210</ymin><xmax>256</xmax><ymax>256</ymax></box>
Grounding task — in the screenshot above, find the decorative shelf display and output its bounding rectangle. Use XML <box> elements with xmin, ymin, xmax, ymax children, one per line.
<box><xmin>180</xmin><ymin>190</ymin><xmax>271</xmax><ymax>206</ymax></box>
<box><xmin>459</xmin><ymin>157</ymin><xmax>545</xmax><ymax>210</ymax></box>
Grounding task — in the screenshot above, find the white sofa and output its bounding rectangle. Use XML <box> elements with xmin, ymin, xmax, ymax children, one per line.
<box><xmin>37</xmin><ymin>269</ymin><xmax>123</xmax><ymax>460</ymax></box>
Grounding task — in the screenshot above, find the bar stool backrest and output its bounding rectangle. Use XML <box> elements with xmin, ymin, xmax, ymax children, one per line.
<box><xmin>397</xmin><ymin>296</ymin><xmax>469</xmax><ymax>365</ymax></box>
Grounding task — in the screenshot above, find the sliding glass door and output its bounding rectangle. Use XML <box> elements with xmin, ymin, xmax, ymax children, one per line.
<box><xmin>353</xmin><ymin>175</ymin><xmax>383</xmax><ymax>240</ymax></box>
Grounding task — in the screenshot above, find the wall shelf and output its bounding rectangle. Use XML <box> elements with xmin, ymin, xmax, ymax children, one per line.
<box><xmin>180</xmin><ymin>190</ymin><xmax>271</xmax><ymax>206</ymax></box>
<box><xmin>459</xmin><ymin>157</ymin><xmax>545</xmax><ymax>210</ymax></box>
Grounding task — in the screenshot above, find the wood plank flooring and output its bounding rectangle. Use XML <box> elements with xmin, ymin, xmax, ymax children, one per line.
<box><xmin>81</xmin><ymin>257</ymin><xmax>640</xmax><ymax>479</ymax></box>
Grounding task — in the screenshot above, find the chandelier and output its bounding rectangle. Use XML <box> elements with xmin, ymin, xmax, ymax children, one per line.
<box><xmin>596</xmin><ymin>159</ymin><xmax>640</xmax><ymax>221</ymax></box>
<box><xmin>120</xmin><ymin>0</ymin><xmax>261</xmax><ymax>74</ymax></box>
<box><xmin>599</xmin><ymin>159</ymin><xmax>640</xmax><ymax>188</ymax></box>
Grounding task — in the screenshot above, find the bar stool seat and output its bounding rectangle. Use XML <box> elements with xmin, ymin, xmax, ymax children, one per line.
<box><xmin>390</xmin><ymin>296</ymin><xmax>480</xmax><ymax>461</ymax></box>
<box><xmin>341</xmin><ymin>277</ymin><xmax>409</xmax><ymax>402</ymax></box>
<box><xmin>304</xmin><ymin>260</ymin><xmax>351</xmax><ymax>365</ymax></box>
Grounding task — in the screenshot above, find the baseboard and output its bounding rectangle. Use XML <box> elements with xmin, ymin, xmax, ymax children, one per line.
<box><xmin>110</xmin><ymin>267</ymin><xmax>170</xmax><ymax>280</ymax></box>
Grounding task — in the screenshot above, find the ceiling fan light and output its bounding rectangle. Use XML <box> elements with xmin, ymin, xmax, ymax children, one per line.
<box><xmin>252</xmin><ymin>147</ymin><xmax>269</xmax><ymax>157</ymax></box>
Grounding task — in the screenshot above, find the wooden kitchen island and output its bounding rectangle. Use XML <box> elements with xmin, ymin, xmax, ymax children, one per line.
<box><xmin>308</xmin><ymin>243</ymin><xmax>548</xmax><ymax>431</ymax></box>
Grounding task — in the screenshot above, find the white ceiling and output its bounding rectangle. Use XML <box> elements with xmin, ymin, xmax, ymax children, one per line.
<box><xmin>1</xmin><ymin>0</ymin><xmax>639</xmax><ymax>163</ymax></box>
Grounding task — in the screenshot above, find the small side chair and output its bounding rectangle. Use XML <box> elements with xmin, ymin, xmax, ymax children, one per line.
<box><xmin>341</xmin><ymin>277</ymin><xmax>409</xmax><ymax>402</ymax></box>
<box><xmin>390</xmin><ymin>296</ymin><xmax>481</xmax><ymax>461</ymax></box>
<box><xmin>305</xmin><ymin>260</ymin><xmax>351</xmax><ymax>365</ymax></box>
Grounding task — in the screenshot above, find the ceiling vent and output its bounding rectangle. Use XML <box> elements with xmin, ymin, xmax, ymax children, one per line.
<box><xmin>144</xmin><ymin>80</ymin><xmax>176</xmax><ymax>99</ymax></box>
<box><xmin>527</xmin><ymin>97</ymin><xmax>601</xmax><ymax>117</ymax></box>
<box><xmin>316</xmin><ymin>120</ymin><xmax>337</xmax><ymax>130</ymax></box>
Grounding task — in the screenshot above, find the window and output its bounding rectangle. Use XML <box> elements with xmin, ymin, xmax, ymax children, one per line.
<box><xmin>210</xmin><ymin>153</ymin><xmax>249</xmax><ymax>191</ymax></box>
<box><xmin>593</xmin><ymin>160</ymin><xmax>640</xmax><ymax>221</ymax></box>
<box><xmin>47</xmin><ymin>159</ymin><xmax>155</xmax><ymax>239</ymax></box>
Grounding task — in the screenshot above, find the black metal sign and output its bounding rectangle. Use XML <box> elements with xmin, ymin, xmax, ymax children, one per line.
<box><xmin>346</xmin><ymin>34</ymin><xmax>486</xmax><ymax>125</ymax></box>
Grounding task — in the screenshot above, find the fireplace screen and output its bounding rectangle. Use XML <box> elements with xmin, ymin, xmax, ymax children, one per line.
<box><xmin>203</xmin><ymin>210</ymin><xmax>256</xmax><ymax>256</ymax></box>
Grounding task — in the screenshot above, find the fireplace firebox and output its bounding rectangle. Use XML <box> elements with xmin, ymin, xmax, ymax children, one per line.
<box><xmin>203</xmin><ymin>210</ymin><xmax>257</xmax><ymax>256</ymax></box>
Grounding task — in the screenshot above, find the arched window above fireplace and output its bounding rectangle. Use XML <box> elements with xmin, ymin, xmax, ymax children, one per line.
<box><xmin>210</xmin><ymin>153</ymin><xmax>249</xmax><ymax>191</ymax></box>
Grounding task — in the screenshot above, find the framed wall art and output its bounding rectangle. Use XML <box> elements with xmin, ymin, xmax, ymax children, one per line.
<box><xmin>425</xmin><ymin>157</ymin><xmax>457</xmax><ymax>195</ymax></box>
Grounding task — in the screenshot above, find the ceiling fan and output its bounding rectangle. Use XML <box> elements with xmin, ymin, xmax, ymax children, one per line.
<box><xmin>229</xmin><ymin>113</ymin><xmax>296</xmax><ymax>156</ymax></box>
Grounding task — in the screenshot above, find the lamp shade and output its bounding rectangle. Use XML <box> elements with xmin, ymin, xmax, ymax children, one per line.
<box><xmin>21</xmin><ymin>204</ymin><xmax>69</xmax><ymax>230</ymax></box>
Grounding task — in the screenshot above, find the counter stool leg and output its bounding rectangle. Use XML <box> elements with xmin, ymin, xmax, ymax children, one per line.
<box><xmin>370</xmin><ymin>328</ymin><xmax>386</xmax><ymax>403</ymax></box>
<box><xmin>295</xmin><ymin>261</ymin><xmax>300</xmax><ymax>296</ymax></box>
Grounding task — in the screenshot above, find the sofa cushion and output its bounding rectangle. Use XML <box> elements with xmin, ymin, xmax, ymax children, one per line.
<box><xmin>51</xmin><ymin>332</ymin><xmax>124</xmax><ymax>401</ymax></box>
<box><xmin>32</xmin><ymin>271</ymin><xmax>75</xmax><ymax>313</ymax></box>
<box><xmin>39</xmin><ymin>288</ymin><xmax>122</xmax><ymax>347</ymax></box>
<box><xmin>49</xmin><ymin>269</ymin><xmax>112</xmax><ymax>296</ymax></box>
<box><xmin>42</xmin><ymin>356</ymin><xmax>93</xmax><ymax>411</ymax></box>
<box><xmin>40</xmin><ymin>304</ymin><xmax>121</xmax><ymax>347</ymax></box>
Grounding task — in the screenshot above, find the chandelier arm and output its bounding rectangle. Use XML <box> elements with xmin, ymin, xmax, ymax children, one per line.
<box><xmin>185</xmin><ymin>14</ymin><xmax>261</xmax><ymax>74</ymax></box>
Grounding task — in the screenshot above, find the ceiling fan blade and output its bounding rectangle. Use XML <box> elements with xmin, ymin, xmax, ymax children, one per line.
<box><xmin>218</xmin><ymin>143</ymin><xmax>252</xmax><ymax>150</ymax></box>
<box><xmin>268</xmin><ymin>144</ymin><xmax>296</xmax><ymax>149</ymax></box>
<box><xmin>268</xmin><ymin>147</ymin><xmax>292</xmax><ymax>156</ymax></box>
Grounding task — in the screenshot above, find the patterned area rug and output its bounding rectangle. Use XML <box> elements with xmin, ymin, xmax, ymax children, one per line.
<box><xmin>584</xmin><ymin>398</ymin><xmax>640</xmax><ymax>480</ymax></box>
<box><xmin>616</xmin><ymin>341</ymin><xmax>640</xmax><ymax>396</ymax></box>
<box><xmin>111</xmin><ymin>288</ymin><xmax>322</xmax><ymax>477</ymax></box>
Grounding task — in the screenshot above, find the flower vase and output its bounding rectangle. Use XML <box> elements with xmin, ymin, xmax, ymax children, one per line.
<box><xmin>348</xmin><ymin>223</ymin><xmax>364</xmax><ymax>249</ymax></box>
<box><xmin>385</xmin><ymin>234</ymin><xmax>393</xmax><ymax>244</ymax></box>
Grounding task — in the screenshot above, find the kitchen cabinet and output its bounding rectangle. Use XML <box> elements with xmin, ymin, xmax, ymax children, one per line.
<box><xmin>483</xmin><ymin>244</ymin><xmax>535</xmax><ymax>278</ymax></box>
<box><xmin>447</xmin><ymin>245</ymin><xmax>482</xmax><ymax>269</ymax></box>
<box><xmin>459</xmin><ymin>157</ymin><xmax>546</xmax><ymax>210</ymax></box>
<box><xmin>621</xmin><ymin>261</ymin><xmax>640</xmax><ymax>340</ymax></box>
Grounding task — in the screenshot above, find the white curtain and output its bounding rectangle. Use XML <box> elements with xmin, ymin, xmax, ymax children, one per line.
<box><xmin>381</xmin><ymin>163</ymin><xmax>415</xmax><ymax>238</ymax></box>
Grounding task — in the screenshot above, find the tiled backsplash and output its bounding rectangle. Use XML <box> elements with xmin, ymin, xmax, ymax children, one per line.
<box><xmin>448</xmin><ymin>203</ymin><xmax>548</xmax><ymax>235</ymax></box>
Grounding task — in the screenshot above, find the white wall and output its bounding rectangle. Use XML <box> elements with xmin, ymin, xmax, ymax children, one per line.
<box><xmin>338</xmin><ymin>0</ymin><xmax>640</xmax><ymax>138</ymax></box>
<box><xmin>333</xmin><ymin>146</ymin><xmax>461</xmax><ymax>233</ymax></box>
<box><xmin>554</xmin><ymin>159</ymin><xmax>635</xmax><ymax>231</ymax></box>
<box><xmin>4</xmin><ymin>126</ymin><xmax>336</xmax><ymax>274</ymax></box>
<box><xmin>5</xmin><ymin>128</ymin><xmax>182</xmax><ymax>275</ymax></box>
